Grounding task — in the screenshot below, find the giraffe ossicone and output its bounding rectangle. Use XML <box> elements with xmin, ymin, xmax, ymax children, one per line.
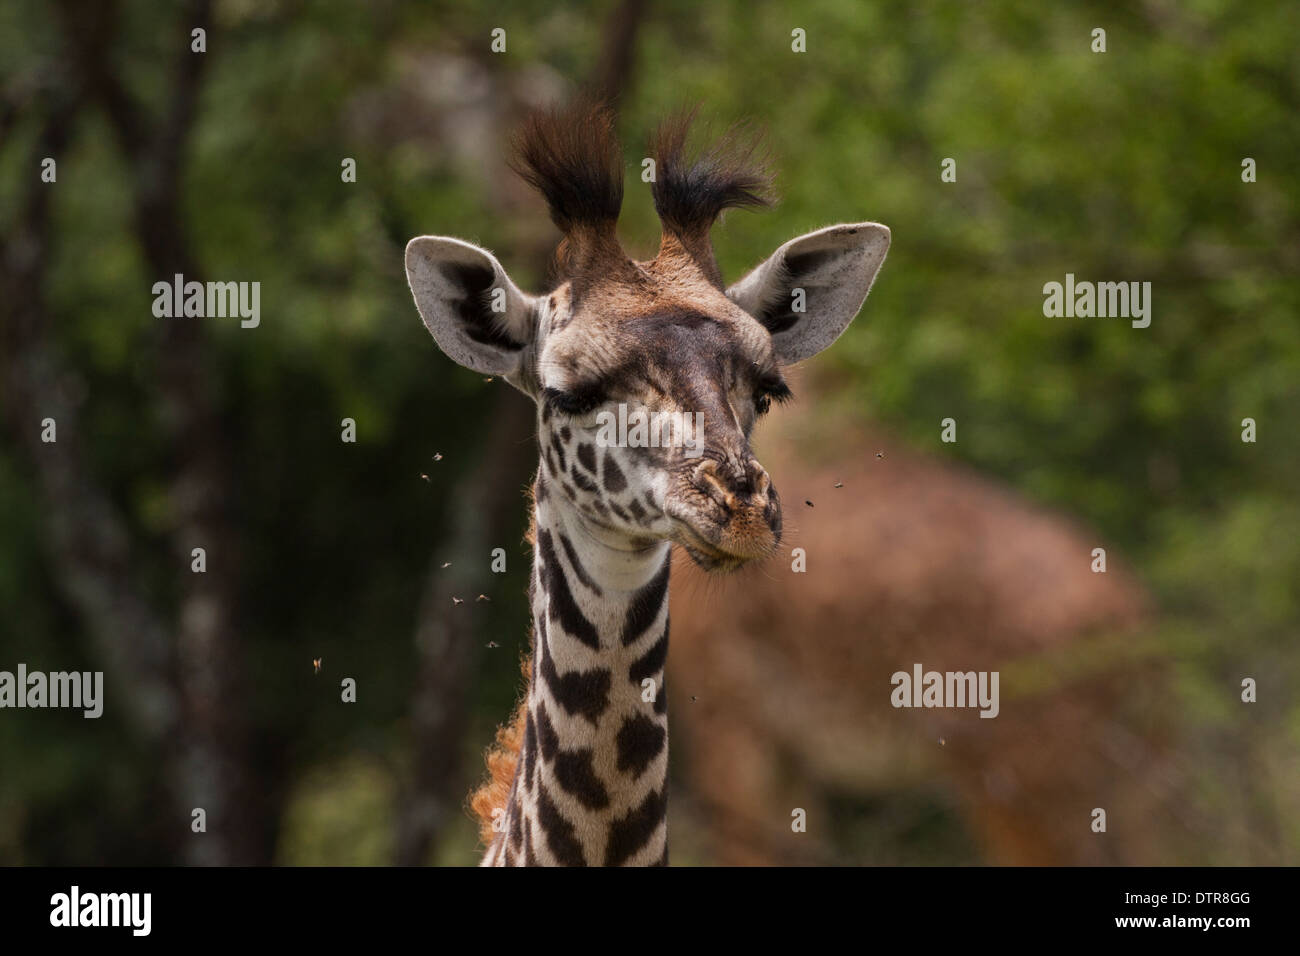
<box><xmin>404</xmin><ymin>101</ymin><xmax>889</xmax><ymax>866</ymax></box>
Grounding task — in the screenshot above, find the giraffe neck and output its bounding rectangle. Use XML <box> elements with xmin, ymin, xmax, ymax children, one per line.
<box><xmin>486</xmin><ymin>472</ymin><xmax>672</xmax><ymax>866</ymax></box>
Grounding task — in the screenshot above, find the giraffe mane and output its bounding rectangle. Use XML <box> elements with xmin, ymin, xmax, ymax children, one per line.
<box><xmin>468</xmin><ymin>482</ymin><xmax>540</xmax><ymax>848</ymax></box>
<box><xmin>468</xmin><ymin>652</ymin><xmax>531</xmax><ymax>848</ymax></box>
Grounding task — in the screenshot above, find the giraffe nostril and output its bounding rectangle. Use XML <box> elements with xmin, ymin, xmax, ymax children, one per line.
<box><xmin>720</xmin><ymin>458</ymin><xmax>756</xmax><ymax>498</ymax></box>
<box><xmin>693</xmin><ymin>460</ymin><xmax>732</xmax><ymax>508</ymax></box>
<box><xmin>694</xmin><ymin>457</ymin><xmax>772</xmax><ymax>511</ymax></box>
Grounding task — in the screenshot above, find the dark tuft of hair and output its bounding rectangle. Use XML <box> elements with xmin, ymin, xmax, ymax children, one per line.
<box><xmin>649</xmin><ymin>108</ymin><xmax>774</xmax><ymax>237</ymax></box>
<box><xmin>509</xmin><ymin>99</ymin><xmax>624</xmax><ymax>234</ymax></box>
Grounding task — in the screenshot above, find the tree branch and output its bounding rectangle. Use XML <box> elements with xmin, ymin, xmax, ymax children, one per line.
<box><xmin>0</xmin><ymin>86</ymin><xmax>182</xmax><ymax>749</ymax></box>
<box><xmin>50</xmin><ymin>0</ymin><xmax>265</xmax><ymax>865</ymax></box>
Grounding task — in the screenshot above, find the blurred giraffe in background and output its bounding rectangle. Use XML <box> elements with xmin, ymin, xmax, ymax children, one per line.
<box><xmin>669</xmin><ymin>382</ymin><xmax>1184</xmax><ymax>865</ymax></box>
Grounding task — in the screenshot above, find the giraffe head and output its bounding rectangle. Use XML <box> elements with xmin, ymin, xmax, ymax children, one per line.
<box><xmin>406</xmin><ymin>103</ymin><xmax>889</xmax><ymax>572</ymax></box>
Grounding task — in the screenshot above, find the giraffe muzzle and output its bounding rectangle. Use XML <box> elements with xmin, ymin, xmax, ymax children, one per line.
<box><xmin>669</xmin><ymin>457</ymin><xmax>782</xmax><ymax>568</ymax></box>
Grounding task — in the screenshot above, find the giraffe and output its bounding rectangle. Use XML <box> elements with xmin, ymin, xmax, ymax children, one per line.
<box><xmin>666</xmin><ymin>401</ymin><xmax>1160</xmax><ymax>865</ymax></box>
<box><xmin>403</xmin><ymin>102</ymin><xmax>890</xmax><ymax>866</ymax></box>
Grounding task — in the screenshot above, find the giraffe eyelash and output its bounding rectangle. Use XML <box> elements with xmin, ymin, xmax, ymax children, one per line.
<box><xmin>754</xmin><ymin>377</ymin><xmax>793</xmax><ymax>415</ymax></box>
<box><xmin>542</xmin><ymin>385</ymin><xmax>606</xmax><ymax>417</ymax></box>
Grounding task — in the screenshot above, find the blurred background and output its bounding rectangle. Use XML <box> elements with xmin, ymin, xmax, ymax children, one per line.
<box><xmin>1</xmin><ymin>0</ymin><xmax>1296</xmax><ymax>865</ymax></box>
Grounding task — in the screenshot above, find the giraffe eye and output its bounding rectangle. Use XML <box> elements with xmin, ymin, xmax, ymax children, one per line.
<box><xmin>753</xmin><ymin>376</ymin><xmax>792</xmax><ymax>416</ymax></box>
<box><xmin>543</xmin><ymin>384</ymin><xmax>606</xmax><ymax>417</ymax></box>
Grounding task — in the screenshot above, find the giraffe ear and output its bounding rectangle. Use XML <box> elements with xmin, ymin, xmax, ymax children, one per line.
<box><xmin>405</xmin><ymin>236</ymin><xmax>538</xmax><ymax>378</ymax></box>
<box><xmin>726</xmin><ymin>222</ymin><xmax>890</xmax><ymax>365</ymax></box>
